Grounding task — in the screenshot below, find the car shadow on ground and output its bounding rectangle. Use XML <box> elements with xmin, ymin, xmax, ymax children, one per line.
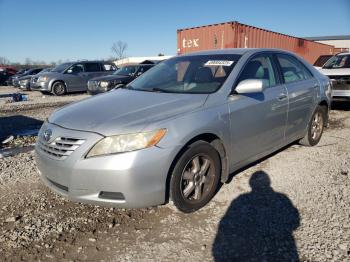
<box><xmin>332</xmin><ymin>101</ymin><xmax>350</xmax><ymax>111</ymax></box>
<box><xmin>212</xmin><ymin>171</ymin><xmax>300</xmax><ymax>261</ymax></box>
<box><xmin>0</xmin><ymin>115</ymin><xmax>43</xmax><ymax>140</ymax></box>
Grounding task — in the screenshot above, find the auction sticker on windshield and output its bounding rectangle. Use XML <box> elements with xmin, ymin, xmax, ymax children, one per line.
<box><xmin>204</xmin><ymin>60</ymin><xmax>234</xmax><ymax>67</ymax></box>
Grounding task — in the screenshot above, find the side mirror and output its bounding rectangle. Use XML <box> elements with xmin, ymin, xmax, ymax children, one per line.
<box><xmin>235</xmin><ymin>79</ymin><xmax>265</xmax><ymax>94</ymax></box>
<box><xmin>66</xmin><ymin>69</ymin><xmax>73</xmax><ymax>74</ymax></box>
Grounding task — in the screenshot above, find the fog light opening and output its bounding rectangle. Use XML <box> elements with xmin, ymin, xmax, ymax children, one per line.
<box><xmin>98</xmin><ymin>191</ymin><xmax>125</xmax><ymax>200</ymax></box>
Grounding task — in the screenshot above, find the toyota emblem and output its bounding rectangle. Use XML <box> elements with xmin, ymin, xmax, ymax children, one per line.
<box><xmin>43</xmin><ymin>129</ymin><xmax>52</xmax><ymax>142</ymax></box>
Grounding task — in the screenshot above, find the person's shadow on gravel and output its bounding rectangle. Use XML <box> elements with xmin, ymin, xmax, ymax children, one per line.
<box><xmin>212</xmin><ymin>171</ymin><xmax>300</xmax><ymax>262</ymax></box>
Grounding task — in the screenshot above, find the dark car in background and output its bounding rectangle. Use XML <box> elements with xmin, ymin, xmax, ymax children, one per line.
<box><xmin>12</xmin><ymin>68</ymin><xmax>43</xmax><ymax>87</ymax></box>
<box><xmin>0</xmin><ymin>67</ymin><xmax>17</xmax><ymax>85</ymax></box>
<box><xmin>87</xmin><ymin>64</ymin><xmax>154</xmax><ymax>95</ymax></box>
<box><xmin>5</xmin><ymin>68</ymin><xmax>29</xmax><ymax>86</ymax></box>
<box><xmin>31</xmin><ymin>61</ymin><xmax>117</xmax><ymax>95</ymax></box>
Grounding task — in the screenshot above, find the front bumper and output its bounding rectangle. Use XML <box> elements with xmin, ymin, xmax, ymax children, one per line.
<box><xmin>332</xmin><ymin>90</ymin><xmax>350</xmax><ymax>101</ymax></box>
<box><xmin>87</xmin><ymin>88</ymin><xmax>108</xmax><ymax>95</ymax></box>
<box><xmin>31</xmin><ymin>81</ymin><xmax>50</xmax><ymax>91</ymax></box>
<box><xmin>35</xmin><ymin>123</ymin><xmax>179</xmax><ymax>208</ymax></box>
<box><xmin>19</xmin><ymin>81</ymin><xmax>30</xmax><ymax>90</ymax></box>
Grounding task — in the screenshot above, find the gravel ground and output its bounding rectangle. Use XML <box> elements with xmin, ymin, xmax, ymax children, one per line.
<box><xmin>0</xmin><ymin>93</ymin><xmax>349</xmax><ymax>261</ymax></box>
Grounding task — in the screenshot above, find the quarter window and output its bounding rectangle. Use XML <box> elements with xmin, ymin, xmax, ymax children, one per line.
<box><xmin>238</xmin><ymin>55</ymin><xmax>277</xmax><ymax>88</ymax></box>
<box><xmin>276</xmin><ymin>54</ymin><xmax>312</xmax><ymax>83</ymax></box>
<box><xmin>102</xmin><ymin>63</ymin><xmax>117</xmax><ymax>71</ymax></box>
<box><xmin>85</xmin><ymin>63</ymin><xmax>101</xmax><ymax>72</ymax></box>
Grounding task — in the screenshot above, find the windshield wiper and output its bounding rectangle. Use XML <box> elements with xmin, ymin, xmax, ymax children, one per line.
<box><xmin>149</xmin><ymin>87</ymin><xmax>173</xmax><ymax>93</ymax></box>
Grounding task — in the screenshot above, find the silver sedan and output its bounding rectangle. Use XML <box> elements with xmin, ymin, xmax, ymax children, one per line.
<box><xmin>35</xmin><ymin>48</ymin><xmax>331</xmax><ymax>213</ymax></box>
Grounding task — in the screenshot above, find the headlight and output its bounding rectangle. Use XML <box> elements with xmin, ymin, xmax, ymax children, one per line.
<box><xmin>99</xmin><ymin>81</ymin><xmax>109</xmax><ymax>88</ymax></box>
<box><xmin>38</xmin><ymin>76</ymin><xmax>49</xmax><ymax>82</ymax></box>
<box><xmin>86</xmin><ymin>129</ymin><xmax>167</xmax><ymax>158</ymax></box>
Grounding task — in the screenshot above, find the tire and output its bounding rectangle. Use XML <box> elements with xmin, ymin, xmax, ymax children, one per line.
<box><xmin>299</xmin><ymin>106</ymin><xmax>326</xmax><ymax>146</ymax></box>
<box><xmin>52</xmin><ymin>81</ymin><xmax>66</xmax><ymax>96</ymax></box>
<box><xmin>170</xmin><ymin>141</ymin><xmax>221</xmax><ymax>213</ymax></box>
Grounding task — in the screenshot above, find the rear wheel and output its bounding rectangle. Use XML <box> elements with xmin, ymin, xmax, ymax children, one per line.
<box><xmin>170</xmin><ymin>141</ymin><xmax>221</xmax><ymax>213</ymax></box>
<box><xmin>299</xmin><ymin>106</ymin><xmax>326</xmax><ymax>146</ymax></box>
<box><xmin>52</xmin><ymin>81</ymin><xmax>66</xmax><ymax>96</ymax></box>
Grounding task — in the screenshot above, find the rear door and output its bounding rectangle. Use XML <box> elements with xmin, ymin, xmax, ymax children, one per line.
<box><xmin>229</xmin><ymin>53</ymin><xmax>288</xmax><ymax>166</ymax></box>
<box><xmin>275</xmin><ymin>53</ymin><xmax>318</xmax><ymax>140</ymax></box>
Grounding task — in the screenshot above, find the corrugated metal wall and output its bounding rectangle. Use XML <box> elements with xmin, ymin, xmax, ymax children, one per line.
<box><xmin>177</xmin><ymin>22</ymin><xmax>335</xmax><ymax>64</ymax></box>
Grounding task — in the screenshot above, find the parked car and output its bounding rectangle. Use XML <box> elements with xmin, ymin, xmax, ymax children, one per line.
<box><xmin>313</xmin><ymin>55</ymin><xmax>333</xmax><ymax>69</ymax></box>
<box><xmin>7</xmin><ymin>68</ymin><xmax>29</xmax><ymax>86</ymax></box>
<box><xmin>87</xmin><ymin>64</ymin><xmax>154</xmax><ymax>95</ymax></box>
<box><xmin>35</xmin><ymin>48</ymin><xmax>331</xmax><ymax>213</ymax></box>
<box><xmin>18</xmin><ymin>68</ymin><xmax>45</xmax><ymax>90</ymax></box>
<box><xmin>0</xmin><ymin>67</ymin><xmax>17</xmax><ymax>85</ymax></box>
<box><xmin>318</xmin><ymin>52</ymin><xmax>350</xmax><ymax>101</ymax></box>
<box><xmin>29</xmin><ymin>67</ymin><xmax>53</xmax><ymax>89</ymax></box>
<box><xmin>31</xmin><ymin>61</ymin><xmax>117</xmax><ymax>95</ymax></box>
<box><xmin>13</xmin><ymin>68</ymin><xmax>43</xmax><ymax>87</ymax></box>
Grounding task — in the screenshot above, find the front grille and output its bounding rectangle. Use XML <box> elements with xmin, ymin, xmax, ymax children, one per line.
<box><xmin>31</xmin><ymin>77</ymin><xmax>38</xmax><ymax>83</ymax></box>
<box><xmin>330</xmin><ymin>76</ymin><xmax>350</xmax><ymax>91</ymax></box>
<box><xmin>38</xmin><ymin>136</ymin><xmax>85</xmax><ymax>160</ymax></box>
<box><xmin>88</xmin><ymin>81</ymin><xmax>99</xmax><ymax>91</ymax></box>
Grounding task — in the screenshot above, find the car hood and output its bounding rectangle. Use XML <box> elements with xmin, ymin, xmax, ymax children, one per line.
<box><xmin>39</xmin><ymin>72</ymin><xmax>63</xmax><ymax>79</ymax></box>
<box><xmin>49</xmin><ymin>89</ymin><xmax>208</xmax><ymax>136</ymax></box>
<box><xmin>90</xmin><ymin>74</ymin><xmax>130</xmax><ymax>82</ymax></box>
<box><xmin>18</xmin><ymin>75</ymin><xmax>34</xmax><ymax>80</ymax></box>
<box><xmin>318</xmin><ymin>68</ymin><xmax>350</xmax><ymax>76</ymax></box>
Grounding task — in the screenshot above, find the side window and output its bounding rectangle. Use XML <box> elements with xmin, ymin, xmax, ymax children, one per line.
<box><xmin>238</xmin><ymin>55</ymin><xmax>277</xmax><ymax>88</ymax></box>
<box><xmin>138</xmin><ymin>65</ymin><xmax>153</xmax><ymax>74</ymax></box>
<box><xmin>102</xmin><ymin>63</ymin><xmax>117</xmax><ymax>71</ymax></box>
<box><xmin>84</xmin><ymin>63</ymin><xmax>101</xmax><ymax>72</ymax></box>
<box><xmin>276</xmin><ymin>54</ymin><xmax>312</xmax><ymax>83</ymax></box>
<box><xmin>67</xmin><ymin>64</ymin><xmax>84</xmax><ymax>74</ymax></box>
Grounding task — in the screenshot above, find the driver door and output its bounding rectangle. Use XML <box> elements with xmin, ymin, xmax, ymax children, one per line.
<box><xmin>228</xmin><ymin>53</ymin><xmax>288</xmax><ymax>167</ymax></box>
<box><xmin>65</xmin><ymin>63</ymin><xmax>86</xmax><ymax>91</ymax></box>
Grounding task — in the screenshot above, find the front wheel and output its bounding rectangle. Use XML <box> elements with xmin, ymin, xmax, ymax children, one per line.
<box><xmin>170</xmin><ymin>141</ymin><xmax>221</xmax><ymax>213</ymax></box>
<box><xmin>52</xmin><ymin>81</ymin><xmax>66</xmax><ymax>96</ymax></box>
<box><xmin>299</xmin><ymin>106</ymin><xmax>326</xmax><ymax>146</ymax></box>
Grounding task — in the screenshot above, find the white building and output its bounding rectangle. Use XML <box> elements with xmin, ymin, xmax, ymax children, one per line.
<box><xmin>114</xmin><ymin>56</ymin><xmax>173</xmax><ymax>67</ymax></box>
<box><xmin>304</xmin><ymin>35</ymin><xmax>350</xmax><ymax>52</ymax></box>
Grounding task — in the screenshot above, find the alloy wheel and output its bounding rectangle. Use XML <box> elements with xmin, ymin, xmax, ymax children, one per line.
<box><xmin>311</xmin><ymin>111</ymin><xmax>323</xmax><ymax>140</ymax></box>
<box><xmin>180</xmin><ymin>154</ymin><xmax>215</xmax><ymax>202</ymax></box>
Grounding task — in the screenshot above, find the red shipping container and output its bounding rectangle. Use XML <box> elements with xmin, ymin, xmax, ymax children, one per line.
<box><xmin>177</xmin><ymin>21</ymin><xmax>335</xmax><ymax>64</ymax></box>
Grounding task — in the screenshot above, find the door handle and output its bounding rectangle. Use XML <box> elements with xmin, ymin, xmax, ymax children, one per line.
<box><xmin>278</xmin><ymin>93</ymin><xmax>287</xmax><ymax>101</ymax></box>
<box><xmin>313</xmin><ymin>83</ymin><xmax>319</xmax><ymax>88</ymax></box>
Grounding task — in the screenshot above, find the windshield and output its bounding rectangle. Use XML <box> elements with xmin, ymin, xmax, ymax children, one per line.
<box><xmin>113</xmin><ymin>66</ymin><xmax>138</xmax><ymax>76</ymax></box>
<box><xmin>128</xmin><ymin>54</ymin><xmax>241</xmax><ymax>94</ymax></box>
<box><xmin>51</xmin><ymin>62</ymin><xmax>73</xmax><ymax>73</ymax></box>
<box><xmin>313</xmin><ymin>55</ymin><xmax>332</xmax><ymax>67</ymax></box>
<box><xmin>323</xmin><ymin>55</ymin><xmax>350</xmax><ymax>69</ymax></box>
